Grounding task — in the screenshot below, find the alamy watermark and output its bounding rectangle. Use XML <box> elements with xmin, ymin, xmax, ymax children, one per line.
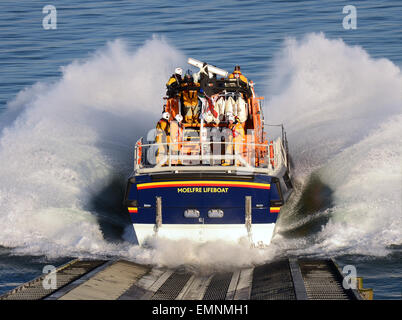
<box><xmin>42</xmin><ymin>265</ymin><xmax>57</xmax><ymax>290</ymax></box>
<box><xmin>41</xmin><ymin>6</ymin><xmax>357</xmax><ymax>32</ymax></box>
<box><xmin>342</xmin><ymin>264</ymin><xmax>357</xmax><ymax>290</ymax></box>
<box><xmin>343</xmin><ymin>5</ymin><xmax>357</xmax><ymax>30</ymax></box>
<box><xmin>42</xmin><ymin>5</ymin><xmax>57</xmax><ymax>30</ymax></box>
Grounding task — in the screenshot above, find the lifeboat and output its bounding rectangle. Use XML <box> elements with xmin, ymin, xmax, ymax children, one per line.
<box><xmin>124</xmin><ymin>58</ymin><xmax>293</xmax><ymax>246</ymax></box>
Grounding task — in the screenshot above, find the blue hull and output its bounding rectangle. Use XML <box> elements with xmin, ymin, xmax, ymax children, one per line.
<box><xmin>125</xmin><ymin>173</ymin><xmax>286</xmax><ymax>226</ymax></box>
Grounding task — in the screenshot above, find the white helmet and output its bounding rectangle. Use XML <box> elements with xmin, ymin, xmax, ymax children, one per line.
<box><xmin>175</xmin><ymin>67</ymin><xmax>183</xmax><ymax>76</ymax></box>
<box><xmin>175</xmin><ymin>114</ymin><xmax>183</xmax><ymax>122</ymax></box>
<box><xmin>227</xmin><ymin>114</ymin><xmax>235</xmax><ymax>122</ymax></box>
<box><xmin>162</xmin><ymin>112</ymin><xmax>170</xmax><ymax>120</ymax></box>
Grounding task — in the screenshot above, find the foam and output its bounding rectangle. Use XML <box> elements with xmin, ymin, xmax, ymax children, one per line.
<box><xmin>0</xmin><ymin>37</ymin><xmax>185</xmax><ymax>259</ymax></box>
<box><xmin>1</xmin><ymin>33</ymin><xmax>401</xmax><ymax>269</ymax></box>
<box><xmin>266</xmin><ymin>33</ymin><xmax>402</xmax><ymax>256</ymax></box>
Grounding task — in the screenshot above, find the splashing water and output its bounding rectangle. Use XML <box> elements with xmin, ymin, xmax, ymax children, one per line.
<box><xmin>0</xmin><ymin>34</ymin><xmax>401</xmax><ymax>271</ymax></box>
<box><xmin>0</xmin><ymin>37</ymin><xmax>184</xmax><ymax>259</ymax></box>
<box><xmin>267</xmin><ymin>33</ymin><xmax>402</xmax><ymax>257</ymax></box>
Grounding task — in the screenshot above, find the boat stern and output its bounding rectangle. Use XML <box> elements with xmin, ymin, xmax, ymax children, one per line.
<box><xmin>124</xmin><ymin>174</ymin><xmax>284</xmax><ymax>247</ymax></box>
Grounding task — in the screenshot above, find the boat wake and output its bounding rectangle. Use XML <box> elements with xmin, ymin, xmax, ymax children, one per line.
<box><xmin>0</xmin><ymin>37</ymin><xmax>185</xmax><ymax>259</ymax></box>
<box><xmin>267</xmin><ymin>33</ymin><xmax>402</xmax><ymax>257</ymax></box>
<box><xmin>0</xmin><ymin>33</ymin><xmax>401</xmax><ymax>269</ymax></box>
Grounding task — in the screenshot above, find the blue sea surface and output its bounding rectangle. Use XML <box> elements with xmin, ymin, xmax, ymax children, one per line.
<box><xmin>1</xmin><ymin>0</ymin><xmax>401</xmax><ymax>109</ymax></box>
<box><xmin>0</xmin><ymin>0</ymin><xmax>401</xmax><ymax>299</ymax></box>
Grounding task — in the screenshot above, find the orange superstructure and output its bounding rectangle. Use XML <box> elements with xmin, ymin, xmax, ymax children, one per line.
<box><xmin>160</xmin><ymin>72</ymin><xmax>270</xmax><ymax>169</ymax></box>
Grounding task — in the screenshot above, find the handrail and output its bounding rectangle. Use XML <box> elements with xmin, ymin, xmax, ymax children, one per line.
<box><xmin>133</xmin><ymin>138</ymin><xmax>287</xmax><ymax>175</ymax></box>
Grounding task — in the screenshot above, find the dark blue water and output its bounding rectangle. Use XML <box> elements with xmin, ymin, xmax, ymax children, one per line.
<box><xmin>0</xmin><ymin>1</ymin><xmax>401</xmax><ymax>299</ymax></box>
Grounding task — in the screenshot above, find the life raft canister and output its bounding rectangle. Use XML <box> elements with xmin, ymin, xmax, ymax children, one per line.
<box><xmin>137</xmin><ymin>140</ymin><xmax>142</xmax><ymax>166</ymax></box>
<box><xmin>269</xmin><ymin>140</ymin><xmax>274</xmax><ymax>168</ymax></box>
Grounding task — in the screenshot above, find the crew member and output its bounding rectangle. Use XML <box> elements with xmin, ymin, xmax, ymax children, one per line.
<box><xmin>228</xmin><ymin>66</ymin><xmax>249</xmax><ymax>123</ymax></box>
<box><xmin>232</xmin><ymin>116</ymin><xmax>245</xmax><ymax>166</ymax></box>
<box><xmin>166</xmin><ymin>67</ymin><xmax>183</xmax><ymax>98</ymax></box>
<box><xmin>222</xmin><ymin>114</ymin><xmax>235</xmax><ymax>166</ymax></box>
<box><xmin>200</xmin><ymin>90</ymin><xmax>220</xmax><ymax>125</ymax></box>
<box><xmin>170</xmin><ymin>114</ymin><xmax>184</xmax><ymax>165</ymax></box>
<box><xmin>228</xmin><ymin>65</ymin><xmax>248</xmax><ymax>85</ymax></box>
<box><xmin>180</xmin><ymin>71</ymin><xmax>200</xmax><ymax>125</ymax></box>
<box><xmin>155</xmin><ymin>112</ymin><xmax>171</xmax><ymax>164</ymax></box>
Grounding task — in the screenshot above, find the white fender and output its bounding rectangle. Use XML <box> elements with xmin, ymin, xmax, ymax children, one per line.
<box><xmin>236</xmin><ymin>96</ymin><xmax>248</xmax><ymax>123</ymax></box>
<box><xmin>225</xmin><ymin>96</ymin><xmax>235</xmax><ymax>117</ymax></box>
<box><xmin>215</xmin><ymin>97</ymin><xmax>225</xmax><ymax>121</ymax></box>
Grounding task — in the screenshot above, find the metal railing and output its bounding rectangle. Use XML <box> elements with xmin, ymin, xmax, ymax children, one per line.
<box><xmin>133</xmin><ymin>138</ymin><xmax>287</xmax><ymax>175</ymax></box>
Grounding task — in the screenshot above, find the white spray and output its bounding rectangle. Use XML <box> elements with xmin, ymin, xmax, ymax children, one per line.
<box><xmin>0</xmin><ymin>37</ymin><xmax>184</xmax><ymax>259</ymax></box>
<box><xmin>266</xmin><ymin>33</ymin><xmax>402</xmax><ymax>256</ymax></box>
<box><xmin>1</xmin><ymin>34</ymin><xmax>400</xmax><ymax>270</ymax></box>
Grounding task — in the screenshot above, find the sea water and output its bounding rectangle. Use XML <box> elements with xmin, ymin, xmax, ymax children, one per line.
<box><xmin>0</xmin><ymin>0</ymin><xmax>401</xmax><ymax>299</ymax></box>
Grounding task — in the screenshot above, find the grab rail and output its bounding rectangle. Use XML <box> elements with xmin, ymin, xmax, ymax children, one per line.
<box><xmin>133</xmin><ymin>138</ymin><xmax>287</xmax><ymax>175</ymax></box>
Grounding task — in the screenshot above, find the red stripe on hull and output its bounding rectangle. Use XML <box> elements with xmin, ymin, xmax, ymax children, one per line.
<box><xmin>138</xmin><ymin>183</ymin><xmax>270</xmax><ymax>190</ymax></box>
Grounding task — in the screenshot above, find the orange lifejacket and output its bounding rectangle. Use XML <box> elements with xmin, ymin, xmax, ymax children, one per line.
<box><xmin>229</xmin><ymin>71</ymin><xmax>248</xmax><ymax>85</ymax></box>
<box><xmin>233</xmin><ymin>122</ymin><xmax>244</xmax><ymax>146</ymax></box>
<box><xmin>166</xmin><ymin>75</ymin><xmax>179</xmax><ymax>87</ymax></box>
<box><xmin>166</xmin><ymin>75</ymin><xmax>181</xmax><ymax>94</ymax></box>
<box><xmin>170</xmin><ymin>120</ymin><xmax>183</xmax><ymax>147</ymax></box>
<box><xmin>232</xmin><ymin>122</ymin><xmax>245</xmax><ymax>165</ymax></box>
<box><xmin>166</xmin><ymin>98</ymin><xmax>180</xmax><ymax>119</ymax></box>
<box><xmin>180</xmin><ymin>82</ymin><xmax>200</xmax><ymax>107</ymax></box>
<box><xmin>156</xmin><ymin>118</ymin><xmax>170</xmax><ymax>143</ymax></box>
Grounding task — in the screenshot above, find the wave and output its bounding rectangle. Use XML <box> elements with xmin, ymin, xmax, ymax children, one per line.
<box><xmin>0</xmin><ymin>37</ymin><xmax>184</xmax><ymax>259</ymax></box>
<box><xmin>266</xmin><ymin>33</ymin><xmax>402</xmax><ymax>257</ymax></box>
<box><xmin>1</xmin><ymin>33</ymin><xmax>400</xmax><ymax>270</ymax></box>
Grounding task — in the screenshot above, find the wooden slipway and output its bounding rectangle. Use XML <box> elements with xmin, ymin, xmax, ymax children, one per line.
<box><xmin>0</xmin><ymin>258</ymin><xmax>372</xmax><ymax>300</ymax></box>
